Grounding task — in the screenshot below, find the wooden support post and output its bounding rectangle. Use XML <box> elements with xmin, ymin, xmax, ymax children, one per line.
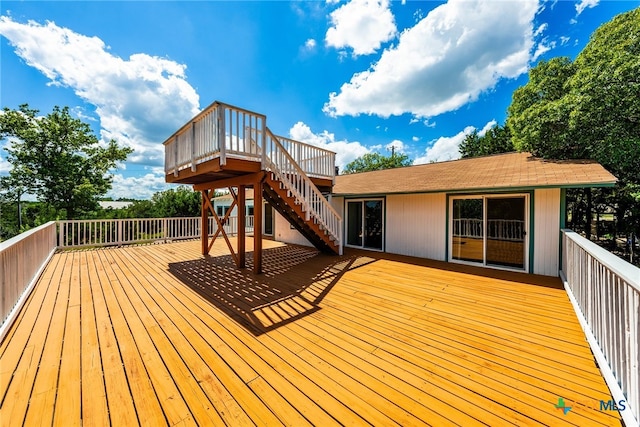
<box><xmin>253</xmin><ymin>175</ymin><xmax>263</xmax><ymax>274</ymax></box>
<box><xmin>238</xmin><ymin>185</ymin><xmax>246</xmax><ymax>268</ymax></box>
<box><xmin>201</xmin><ymin>189</ymin><xmax>210</xmax><ymax>255</ymax></box>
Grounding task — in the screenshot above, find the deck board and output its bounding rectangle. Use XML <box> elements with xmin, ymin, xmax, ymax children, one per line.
<box><xmin>0</xmin><ymin>238</ymin><xmax>622</xmax><ymax>426</ymax></box>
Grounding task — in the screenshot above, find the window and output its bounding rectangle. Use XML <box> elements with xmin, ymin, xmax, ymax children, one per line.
<box><xmin>345</xmin><ymin>199</ymin><xmax>384</xmax><ymax>251</ymax></box>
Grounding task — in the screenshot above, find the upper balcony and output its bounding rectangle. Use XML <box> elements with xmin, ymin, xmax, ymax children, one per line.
<box><xmin>163</xmin><ymin>101</ymin><xmax>336</xmax><ymax>191</ymax></box>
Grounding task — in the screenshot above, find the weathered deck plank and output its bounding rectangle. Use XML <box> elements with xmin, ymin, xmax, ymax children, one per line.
<box><xmin>0</xmin><ymin>238</ymin><xmax>622</xmax><ymax>426</ymax></box>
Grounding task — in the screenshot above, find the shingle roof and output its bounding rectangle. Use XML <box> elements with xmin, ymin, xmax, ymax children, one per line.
<box><xmin>332</xmin><ymin>152</ymin><xmax>617</xmax><ymax>196</ymax></box>
<box><xmin>213</xmin><ymin>188</ymin><xmax>255</xmax><ymax>202</ymax></box>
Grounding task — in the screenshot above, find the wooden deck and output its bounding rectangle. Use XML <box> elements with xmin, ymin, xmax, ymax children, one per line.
<box><xmin>0</xmin><ymin>239</ymin><xmax>622</xmax><ymax>426</ymax></box>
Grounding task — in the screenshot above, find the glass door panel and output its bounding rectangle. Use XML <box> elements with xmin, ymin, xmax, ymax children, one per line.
<box><xmin>363</xmin><ymin>200</ymin><xmax>383</xmax><ymax>250</ymax></box>
<box><xmin>264</xmin><ymin>203</ymin><xmax>274</xmax><ymax>236</ymax></box>
<box><xmin>451</xmin><ymin>198</ymin><xmax>484</xmax><ymax>264</ymax></box>
<box><xmin>346</xmin><ymin>201</ymin><xmax>363</xmax><ymax>246</ymax></box>
<box><xmin>486</xmin><ymin>197</ymin><xmax>526</xmax><ymax>269</ymax></box>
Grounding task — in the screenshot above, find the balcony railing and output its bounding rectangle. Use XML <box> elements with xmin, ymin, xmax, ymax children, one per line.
<box><xmin>561</xmin><ymin>229</ymin><xmax>639</xmax><ymax>427</ymax></box>
<box><xmin>0</xmin><ymin>221</ymin><xmax>57</xmax><ymax>341</ymax></box>
<box><xmin>163</xmin><ymin>101</ymin><xmax>336</xmax><ymax>181</ymax></box>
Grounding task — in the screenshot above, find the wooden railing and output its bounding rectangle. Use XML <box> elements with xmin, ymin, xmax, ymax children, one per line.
<box><xmin>163</xmin><ymin>101</ymin><xmax>335</xmax><ymax>180</ymax></box>
<box><xmin>561</xmin><ymin>229</ymin><xmax>639</xmax><ymax>427</ymax></box>
<box><xmin>0</xmin><ymin>221</ymin><xmax>57</xmax><ymax>340</ymax></box>
<box><xmin>264</xmin><ymin>128</ymin><xmax>342</xmax><ymax>253</ymax></box>
<box><xmin>57</xmin><ymin>216</ymin><xmax>255</xmax><ymax>248</ymax></box>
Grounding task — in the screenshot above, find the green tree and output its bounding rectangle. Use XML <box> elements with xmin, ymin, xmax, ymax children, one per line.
<box><xmin>507</xmin><ymin>57</ymin><xmax>577</xmax><ymax>158</ymax></box>
<box><xmin>150</xmin><ymin>186</ymin><xmax>201</xmax><ymax>217</ymax></box>
<box><xmin>0</xmin><ymin>104</ymin><xmax>132</xmax><ymax>220</ymax></box>
<box><xmin>506</xmin><ymin>8</ymin><xmax>640</xmax><ymax>253</ymax></box>
<box><xmin>343</xmin><ymin>152</ymin><xmax>412</xmax><ymax>174</ymax></box>
<box><xmin>459</xmin><ymin>124</ymin><xmax>514</xmax><ymax>158</ymax></box>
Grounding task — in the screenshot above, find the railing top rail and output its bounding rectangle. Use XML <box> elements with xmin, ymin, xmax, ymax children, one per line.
<box><xmin>162</xmin><ymin>100</ymin><xmax>267</xmax><ymax>146</ymax></box>
<box><xmin>0</xmin><ymin>221</ymin><xmax>57</xmax><ymax>254</ymax></box>
<box><xmin>562</xmin><ymin>229</ymin><xmax>640</xmax><ymax>291</ymax></box>
<box><xmin>57</xmin><ymin>217</ymin><xmax>199</xmax><ymax>223</ymax></box>
<box><xmin>275</xmin><ymin>134</ymin><xmax>337</xmax><ymax>157</ymax></box>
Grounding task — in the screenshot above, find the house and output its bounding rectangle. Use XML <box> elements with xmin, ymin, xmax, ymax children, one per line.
<box><xmin>325</xmin><ymin>152</ymin><xmax>617</xmax><ymax>276</ymax></box>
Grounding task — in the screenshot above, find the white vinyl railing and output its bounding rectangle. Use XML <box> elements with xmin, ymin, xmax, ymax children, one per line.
<box><xmin>264</xmin><ymin>128</ymin><xmax>342</xmax><ymax>253</ymax></box>
<box><xmin>0</xmin><ymin>221</ymin><xmax>57</xmax><ymax>341</ymax></box>
<box><xmin>273</xmin><ymin>134</ymin><xmax>335</xmax><ymax>181</ymax></box>
<box><xmin>57</xmin><ymin>216</ymin><xmax>255</xmax><ymax>248</ymax></box>
<box><xmin>561</xmin><ymin>229</ymin><xmax>639</xmax><ymax>427</ymax></box>
<box><xmin>164</xmin><ymin>101</ymin><xmax>265</xmax><ymax>175</ymax></box>
<box><xmin>163</xmin><ymin>101</ymin><xmax>335</xmax><ymax>180</ymax></box>
<box><xmin>453</xmin><ymin>218</ymin><xmax>525</xmax><ymax>241</ymax></box>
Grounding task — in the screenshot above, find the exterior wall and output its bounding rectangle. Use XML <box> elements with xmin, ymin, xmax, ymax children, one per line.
<box><xmin>329</xmin><ymin>196</ymin><xmax>344</xmax><ymax>221</ymax></box>
<box><xmin>385</xmin><ymin>193</ymin><xmax>447</xmax><ymax>261</ymax></box>
<box><xmin>533</xmin><ymin>188</ymin><xmax>561</xmax><ymax>276</ymax></box>
<box><xmin>273</xmin><ymin>210</ymin><xmax>313</xmax><ymax>247</ymax></box>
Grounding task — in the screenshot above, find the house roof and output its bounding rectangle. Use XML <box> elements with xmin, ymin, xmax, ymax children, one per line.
<box><xmin>332</xmin><ymin>152</ymin><xmax>617</xmax><ymax>196</ymax></box>
<box><xmin>213</xmin><ymin>188</ymin><xmax>255</xmax><ymax>202</ymax></box>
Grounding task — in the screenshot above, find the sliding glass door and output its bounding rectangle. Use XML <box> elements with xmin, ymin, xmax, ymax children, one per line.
<box><xmin>450</xmin><ymin>195</ymin><xmax>528</xmax><ymax>271</ymax></box>
<box><xmin>346</xmin><ymin>199</ymin><xmax>384</xmax><ymax>251</ymax></box>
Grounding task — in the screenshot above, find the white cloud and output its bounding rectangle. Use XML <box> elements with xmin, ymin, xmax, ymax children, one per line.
<box><xmin>0</xmin><ymin>17</ymin><xmax>200</xmax><ymax>168</ymax></box>
<box><xmin>324</xmin><ymin>0</ymin><xmax>540</xmax><ymax>118</ymax></box>
<box><xmin>325</xmin><ymin>0</ymin><xmax>397</xmax><ymax>56</ymax></box>
<box><xmin>413</xmin><ymin>120</ymin><xmax>495</xmax><ymax>164</ymax></box>
<box><xmin>576</xmin><ymin>0</ymin><xmax>599</xmax><ymax>16</ymax></box>
<box><xmin>305</xmin><ymin>38</ymin><xmax>317</xmax><ymax>50</ymax></box>
<box><xmin>560</xmin><ymin>36</ymin><xmax>571</xmax><ymax>46</ymax></box>
<box><xmin>288</xmin><ymin>121</ymin><xmax>370</xmax><ymax>170</ymax></box>
<box><xmin>108</xmin><ymin>171</ymin><xmax>171</xmax><ymax>200</ymax></box>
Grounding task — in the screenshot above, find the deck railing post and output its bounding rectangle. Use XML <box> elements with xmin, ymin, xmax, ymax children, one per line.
<box><xmin>219</xmin><ymin>104</ymin><xmax>227</xmax><ymax>166</ymax></box>
<box><xmin>191</xmin><ymin>121</ymin><xmax>196</xmax><ymax>172</ymax></box>
<box><xmin>117</xmin><ymin>219</ymin><xmax>122</xmax><ymax>247</ymax></box>
<box><xmin>173</xmin><ymin>135</ymin><xmax>179</xmax><ymax>177</ymax></box>
<box><xmin>261</xmin><ymin>119</ymin><xmax>267</xmax><ymax>169</ymax></box>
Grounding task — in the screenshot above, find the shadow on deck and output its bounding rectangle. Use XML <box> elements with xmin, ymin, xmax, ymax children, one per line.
<box><xmin>168</xmin><ymin>245</ymin><xmax>376</xmax><ymax>335</ymax></box>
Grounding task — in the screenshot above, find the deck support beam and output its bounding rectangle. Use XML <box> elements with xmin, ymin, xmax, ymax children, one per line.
<box><xmin>201</xmin><ymin>189</ymin><xmax>210</xmax><ymax>255</ymax></box>
<box><xmin>197</xmin><ymin>172</ymin><xmax>266</xmax><ymax>273</ymax></box>
<box><xmin>253</xmin><ymin>173</ymin><xmax>265</xmax><ymax>274</ymax></box>
<box><xmin>238</xmin><ymin>185</ymin><xmax>246</xmax><ymax>268</ymax></box>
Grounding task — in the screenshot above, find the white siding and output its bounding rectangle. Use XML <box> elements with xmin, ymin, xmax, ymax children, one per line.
<box><xmin>273</xmin><ymin>210</ymin><xmax>313</xmax><ymax>248</ymax></box>
<box><xmin>329</xmin><ymin>196</ymin><xmax>344</xmax><ymax>219</ymax></box>
<box><xmin>385</xmin><ymin>193</ymin><xmax>447</xmax><ymax>261</ymax></box>
<box><xmin>533</xmin><ymin>188</ymin><xmax>561</xmax><ymax>276</ymax></box>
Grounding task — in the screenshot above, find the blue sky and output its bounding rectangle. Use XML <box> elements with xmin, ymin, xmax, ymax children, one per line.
<box><xmin>1</xmin><ymin>0</ymin><xmax>638</xmax><ymax>199</ymax></box>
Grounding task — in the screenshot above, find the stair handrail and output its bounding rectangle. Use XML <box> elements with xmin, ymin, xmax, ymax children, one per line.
<box><xmin>263</xmin><ymin>127</ymin><xmax>342</xmax><ymax>250</ymax></box>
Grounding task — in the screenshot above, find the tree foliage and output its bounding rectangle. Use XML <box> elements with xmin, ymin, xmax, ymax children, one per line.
<box><xmin>459</xmin><ymin>124</ymin><xmax>514</xmax><ymax>158</ymax></box>
<box><xmin>343</xmin><ymin>152</ymin><xmax>412</xmax><ymax>174</ymax></box>
<box><xmin>150</xmin><ymin>186</ymin><xmax>201</xmax><ymax>218</ymax></box>
<box><xmin>0</xmin><ymin>104</ymin><xmax>133</xmax><ymax>219</ymax></box>
<box><xmin>506</xmin><ymin>8</ymin><xmax>640</xmax><ymax>249</ymax></box>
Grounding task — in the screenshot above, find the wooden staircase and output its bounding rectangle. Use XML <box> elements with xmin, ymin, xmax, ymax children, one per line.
<box><xmin>263</xmin><ymin>173</ymin><xmax>339</xmax><ymax>254</ymax></box>
<box><xmin>261</xmin><ymin>127</ymin><xmax>342</xmax><ymax>255</ymax></box>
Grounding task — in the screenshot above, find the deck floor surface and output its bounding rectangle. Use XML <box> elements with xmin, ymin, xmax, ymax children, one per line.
<box><xmin>0</xmin><ymin>238</ymin><xmax>621</xmax><ymax>426</ymax></box>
